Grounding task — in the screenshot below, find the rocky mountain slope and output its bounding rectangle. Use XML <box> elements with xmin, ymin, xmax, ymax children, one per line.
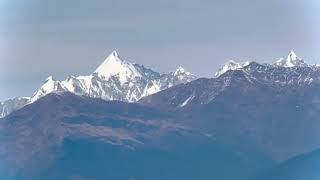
<box><xmin>0</xmin><ymin>92</ymin><xmax>269</xmax><ymax>180</ymax></box>
<box><xmin>141</xmin><ymin>51</ymin><xmax>320</xmax><ymax>161</ymax></box>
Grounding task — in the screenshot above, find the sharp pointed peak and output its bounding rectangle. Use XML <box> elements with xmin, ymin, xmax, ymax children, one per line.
<box><xmin>173</xmin><ymin>66</ymin><xmax>193</xmax><ymax>76</ymax></box>
<box><xmin>274</xmin><ymin>50</ymin><xmax>306</xmax><ymax>67</ymax></box>
<box><xmin>289</xmin><ymin>50</ymin><xmax>296</xmax><ymax>55</ymax></box>
<box><xmin>287</xmin><ymin>50</ymin><xmax>300</xmax><ymax>60</ymax></box>
<box><xmin>175</xmin><ymin>66</ymin><xmax>185</xmax><ymax>73</ymax></box>
<box><xmin>93</xmin><ymin>50</ymin><xmax>142</xmax><ymax>80</ymax></box>
<box><xmin>45</xmin><ymin>76</ymin><xmax>55</xmax><ymax>82</ymax></box>
<box><xmin>94</xmin><ymin>50</ymin><xmax>128</xmax><ymax>75</ymax></box>
<box><xmin>105</xmin><ymin>50</ymin><xmax>123</xmax><ymax>62</ymax></box>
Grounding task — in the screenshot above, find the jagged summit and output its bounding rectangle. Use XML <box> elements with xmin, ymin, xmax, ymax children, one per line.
<box><xmin>173</xmin><ymin>66</ymin><xmax>193</xmax><ymax>76</ymax></box>
<box><xmin>94</xmin><ymin>50</ymin><xmax>141</xmax><ymax>81</ymax></box>
<box><xmin>30</xmin><ymin>76</ymin><xmax>67</xmax><ymax>103</ymax></box>
<box><xmin>174</xmin><ymin>66</ymin><xmax>186</xmax><ymax>75</ymax></box>
<box><xmin>274</xmin><ymin>50</ymin><xmax>307</xmax><ymax>67</ymax></box>
<box><xmin>45</xmin><ymin>76</ymin><xmax>55</xmax><ymax>82</ymax></box>
<box><xmin>215</xmin><ymin>60</ymin><xmax>250</xmax><ymax>77</ymax></box>
<box><xmin>288</xmin><ymin>50</ymin><xmax>299</xmax><ymax>60</ymax></box>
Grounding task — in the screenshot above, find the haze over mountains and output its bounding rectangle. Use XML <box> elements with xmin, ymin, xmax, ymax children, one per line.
<box><xmin>1</xmin><ymin>50</ymin><xmax>320</xmax><ymax>179</ymax></box>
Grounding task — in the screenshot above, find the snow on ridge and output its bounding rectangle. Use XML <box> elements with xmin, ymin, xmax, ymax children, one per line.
<box><xmin>215</xmin><ymin>60</ymin><xmax>250</xmax><ymax>77</ymax></box>
<box><xmin>4</xmin><ymin>50</ymin><xmax>317</xmax><ymax>118</ymax></box>
<box><xmin>215</xmin><ymin>50</ymin><xmax>317</xmax><ymax>77</ymax></box>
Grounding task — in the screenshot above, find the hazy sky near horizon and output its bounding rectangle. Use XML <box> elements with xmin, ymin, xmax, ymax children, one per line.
<box><xmin>0</xmin><ymin>0</ymin><xmax>320</xmax><ymax>100</ymax></box>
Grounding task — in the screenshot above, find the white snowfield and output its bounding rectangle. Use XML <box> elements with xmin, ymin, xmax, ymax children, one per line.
<box><xmin>0</xmin><ymin>50</ymin><xmax>197</xmax><ymax>118</ymax></box>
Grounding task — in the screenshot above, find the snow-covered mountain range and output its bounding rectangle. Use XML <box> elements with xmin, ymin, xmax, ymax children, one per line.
<box><xmin>214</xmin><ymin>51</ymin><xmax>318</xmax><ymax>77</ymax></box>
<box><xmin>0</xmin><ymin>50</ymin><xmax>196</xmax><ymax>118</ymax></box>
<box><xmin>144</xmin><ymin>50</ymin><xmax>320</xmax><ymax>110</ymax></box>
<box><xmin>0</xmin><ymin>50</ymin><xmax>317</xmax><ymax>118</ymax></box>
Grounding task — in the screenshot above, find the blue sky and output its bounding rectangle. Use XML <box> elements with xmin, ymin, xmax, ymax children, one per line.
<box><xmin>0</xmin><ymin>0</ymin><xmax>320</xmax><ymax>101</ymax></box>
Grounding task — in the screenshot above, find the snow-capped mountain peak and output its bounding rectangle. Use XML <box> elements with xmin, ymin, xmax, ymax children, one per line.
<box><xmin>215</xmin><ymin>60</ymin><xmax>250</xmax><ymax>77</ymax></box>
<box><xmin>29</xmin><ymin>76</ymin><xmax>66</xmax><ymax>103</ymax></box>
<box><xmin>287</xmin><ymin>50</ymin><xmax>299</xmax><ymax>60</ymax></box>
<box><xmin>174</xmin><ymin>66</ymin><xmax>188</xmax><ymax>75</ymax></box>
<box><xmin>45</xmin><ymin>76</ymin><xmax>55</xmax><ymax>82</ymax></box>
<box><xmin>274</xmin><ymin>50</ymin><xmax>307</xmax><ymax>67</ymax></box>
<box><xmin>94</xmin><ymin>51</ymin><xmax>141</xmax><ymax>81</ymax></box>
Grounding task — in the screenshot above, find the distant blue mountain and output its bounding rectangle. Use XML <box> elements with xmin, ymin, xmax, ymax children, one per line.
<box><xmin>255</xmin><ymin>149</ymin><xmax>320</xmax><ymax>180</ymax></box>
